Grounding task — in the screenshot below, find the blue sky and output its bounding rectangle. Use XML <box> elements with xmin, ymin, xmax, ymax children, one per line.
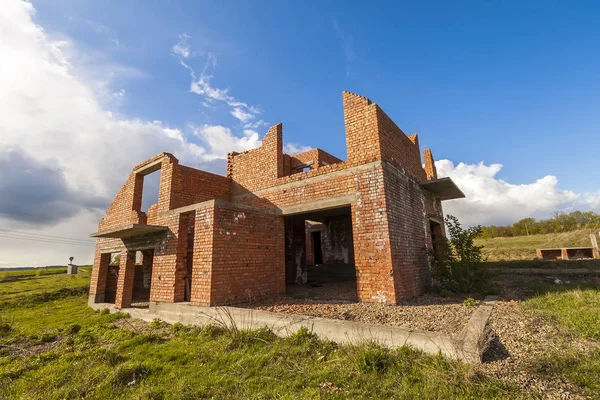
<box><xmin>1</xmin><ymin>0</ymin><xmax>599</xmax><ymax>266</ymax></box>
<box><xmin>32</xmin><ymin>0</ymin><xmax>600</xmax><ymax>190</ymax></box>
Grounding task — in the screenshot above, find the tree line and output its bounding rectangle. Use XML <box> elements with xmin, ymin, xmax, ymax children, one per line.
<box><xmin>479</xmin><ymin>211</ymin><xmax>600</xmax><ymax>239</ymax></box>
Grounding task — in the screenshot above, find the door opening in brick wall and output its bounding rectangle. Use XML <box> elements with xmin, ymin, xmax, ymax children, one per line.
<box><xmin>429</xmin><ymin>219</ymin><xmax>444</xmax><ymax>258</ymax></box>
<box><xmin>312</xmin><ymin>231</ymin><xmax>323</xmax><ymax>265</ymax></box>
<box><xmin>132</xmin><ymin>250</ymin><xmax>153</xmax><ymax>306</ymax></box>
<box><xmin>285</xmin><ymin>206</ymin><xmax>357</xmax><ymax>302</ymax></box>
<box><xmin>104</xmin><ymin>252</ymin><xmax>121</xmax><ymax>304</ymax></box>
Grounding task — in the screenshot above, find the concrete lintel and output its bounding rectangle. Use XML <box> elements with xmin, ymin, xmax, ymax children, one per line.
<box><xmin>278</xmin><ymin>194</ymin><xmax>356</xmax><ymax>216</ymax></box>
<box><xmin>90</xmin><ymin>224</ymin><xmax>168</xmax><ymax>238</ymax></box>
<box><xmin>133</xmin><ymin>158</ymin><xmax>163</xmax><ymax>175</ymax></box>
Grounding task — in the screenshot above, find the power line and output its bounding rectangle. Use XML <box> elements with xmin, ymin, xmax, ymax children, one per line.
<box><xmin>0</xmin><ymin>228</ymin><xmax>93</xmax><ymax>243</ymax></box>
<box><xmin>0</xmin><ymin>234</ymin><xmax>95</xmax><ymax>247</ymax></box>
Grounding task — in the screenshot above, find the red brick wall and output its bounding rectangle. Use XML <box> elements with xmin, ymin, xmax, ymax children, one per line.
<box><xmin>207</xmin><ymin>204</ymin><xmax>284</xmax><ymax>305</ymax></box>
<box><xmin>376</xmin><ymin>107</ymin><xmax>426</xmax><ymax>182</ymax></box>
<box><xmin>168</xmin><ymin>165</ymin><xmax>230</xmax><ymax>210</ymax></box>
<box><xmin>227</xmin><ymin>123</ymin><xmax>284</xmax><ymax>195</ymax></box>
<box><xmin>343</xmin><ymin>91</ymin><xmax>381</xmax><ymax>165</ymax></box>
<box><xmin>423</xmin><ymin>148</ymin><xmax>438</xmax><ymax>181</ymax></box>
<box><xmin>289</xmin><ymin>148</ymin><xmax>343</xmax><ymax>175</ymax></box>
<box><xmin>190</xmin><ymin>206</ymin><xmax>216</xmax><ymax>306</ymax></box>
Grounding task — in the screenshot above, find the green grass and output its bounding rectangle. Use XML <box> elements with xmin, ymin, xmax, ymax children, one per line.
<box><xmin>3</xmin><ymin>268</ymin><xmax>600</xmax><ymax>399</ymax></box>
<box><xmin>475</xmin><ymin>229</ymin><xmax>593</xmax><ymax>261</ymax></box>
<box><xmin>0</xmin><ymin>268</ymin><xmax>519</xmax><ymax>399</ymax></box>
<box><xmin>522</xmin><ymin>286</ymin><xmax>600</xmax><ymax>340</ymax></box>
<box><xmin>518</xmin><ymin>281</ymin><xmax>600</xmax><ymax>395</ymax></box>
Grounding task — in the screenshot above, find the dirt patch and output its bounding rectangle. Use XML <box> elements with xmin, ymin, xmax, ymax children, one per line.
<box><xmin>0</xmin><ymin>336</ymin><xmax>64</xmax><ymax>358</ymax></box>
<box><xmin>477</xmin><ymin>300</ymin><xmax>598</xmax><ymax>399</ymax></box>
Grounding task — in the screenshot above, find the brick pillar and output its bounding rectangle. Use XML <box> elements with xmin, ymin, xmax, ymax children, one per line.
<box><xmin>90</xmin><ymin>251</ymin><xmax>110</xmax><ymax>303</ymax></box>
<box><xmin>115</xmin><ymin>250</ymin><xmax>136</xmax><ymax>309</ymax></box>
<box><xmin>561</xmin><ymin>248</ymin><xmax>569</xmax><ymax>260</ymax></box>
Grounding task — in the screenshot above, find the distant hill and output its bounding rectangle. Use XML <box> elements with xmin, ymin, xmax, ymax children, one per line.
<box><xmin>474</xmin><ymin>229</ymin><xmax>596</xmax><ymax>261</ymax></box>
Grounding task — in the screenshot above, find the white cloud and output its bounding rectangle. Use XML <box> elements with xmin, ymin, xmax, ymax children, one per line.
<box><xmin>173</xmin><ymin>35</ymin><xmax>263</xmax><ymax>126</ymax></box>
<box><xmin>230</xmin><ymin>107</ymin><xmax>253</xmax><ymax>123</ymax></box>
<box><xmin>0</xmin><ymin>1</ymin><xmax>262</xmax><ymax>266</ymax></box>
<box><xmin>436</xmin><ymin>160</ymin><xmax>582</xmax><ymax>227</ymax></box>
<box><xmin>284</xmin><ymin>143</ymin><xmax>312</xmax><ymax>155</ymax></box>
<box><xmin>192</xmin><ymin>125</ymin><xmax>261</xmax><ymax>161</ymax></box>
<box><xmin>172</xmin><ymin>33</ymin><xmax>190</xmax><ymax>58</ymax></box>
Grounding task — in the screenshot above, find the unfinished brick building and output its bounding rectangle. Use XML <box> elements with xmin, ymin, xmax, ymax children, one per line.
<box><xmin>89</xmin><ymin>91</ymin><xmax>464</xmax><ymax>309</ymax></box>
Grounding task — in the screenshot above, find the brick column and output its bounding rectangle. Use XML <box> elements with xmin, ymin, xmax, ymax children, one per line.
<box><xmin>561</xmin><ymin>248</ymin><xmax>569</xmax><ymax>260</ymax></box>
<box><xmin>115</xmin><ymin>250</ymin><xmax>136</xmax><ymax>309</ymax></box>
<box><xmin>89</xmin><ymin>251</ymin><xmax>110</xmax><ymax>303</ymax></box>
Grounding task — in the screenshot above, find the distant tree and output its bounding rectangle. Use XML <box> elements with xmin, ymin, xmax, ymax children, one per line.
<box><xmin>477</xmin><ymin>210</ymin><xmax>600</xmax><ymax>239</ymax></box>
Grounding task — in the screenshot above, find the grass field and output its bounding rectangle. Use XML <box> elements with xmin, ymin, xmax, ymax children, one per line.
<box><xmin>1</xmin><ymin>267</ymin><xmax>599</xmax><ymax>398</ymax></box>
<box><xmin>475</xmin><ymin>229</ymin><xmax>595</xmax><ymax>261</ymax></box>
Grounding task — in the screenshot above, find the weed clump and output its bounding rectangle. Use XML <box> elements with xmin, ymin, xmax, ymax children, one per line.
<box><xmin>430</xmin><ymin>215</ymin><xmax>490</xmax><ymax>294</ymax></box>
<box><xmin>227</xmin><ymin>327</ymin><xmax>277</xmax><ymax>350</ymax></box>
<box><xmin>352</xmin><ymin>342</ymin><xmax>391</xmax><ymax>374</ymax></box>
<box><xmin>287</xmin><ymin>326</ymin><xmax>318</xmax><ymax>345</ymax></box>
<box><xmin>110</xmin><ymin>363</ymin><xmax>151</xmax><ymax>388</ymax></box>
<box><xmin>463</xmin><ymin>297</ymin><xmax>480</xmax><ymax>307</ymax></box>
<box><xmin>0</xmin><ymin>314</ymin><xmax>15</xmax><ymax>335</ymax></box>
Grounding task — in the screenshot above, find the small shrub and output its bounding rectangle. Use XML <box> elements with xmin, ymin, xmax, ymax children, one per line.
<box><xmin>430</xmin><ymin>215</ymin><xmax>490</xmax><ymax>293</ymax></box>
<box><xmin>463</xmin><ymin>297</ymin><xmax>480</xmax><ymax>307</ymax></box>
<box><xmin>353</xmin><ymin>342</ymin><xmax>391</xmax><ymax>374</ymax></box>
<box><xmin>67</xmin><ymin>323</ymin><xmax>81</xmax><ymax>335</ymax></box>
<box><xmin>227</xmin><ymin>327</ymin><xmax>277</xmax><ymax>349</ymax></box>
<box><xmin>99</xmin><ymin>308</ymin><xmax>110</xmax><ymax>315</ymax></box>
<box><xmin>0</xmin><ymin>314</ymin><xmax>15</xmax><ymax>335</ymax></box>
<box><xmin>199</xmin><ymin>324</ymin><xmax>227</xmax><ymax>339</ymax></box>
<box><xmin>171</xmin><ymin>322</ymin><xmax>186</xmax><ymax>333</ymax></box>
<box><xmin>287</xmin><ymin>326</ymin><xmax>318</xmax><ymax>345</ymax></box>
<box><xmin>149</xmin><ymin>318</ymin><xmax>163</xmax><ymax>329</ymax></box>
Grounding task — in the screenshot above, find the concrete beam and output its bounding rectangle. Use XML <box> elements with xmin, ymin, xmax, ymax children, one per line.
<box><xmin>278</xmin><ymin>194</ymin><xmax>356</xmax><ymax>216</ymax></box>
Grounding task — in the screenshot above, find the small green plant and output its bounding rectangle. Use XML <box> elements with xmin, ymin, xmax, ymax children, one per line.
<box><xmin>353</xmin><ymin>342</ymin><xmax>391</xmax><ymax>374</ymax></box>
<box><xmin>430</xmin><ymin>215</ymin><xmax>489</xmax><ymax>293</ymax></box>
<box><xmin>463</xmin><ymin>297</ymin><xmax>480</xmax><ymax>307</ymax></box>
<box><xmin>227</xmin><ymin>327</ymin><xmax>277</xmax><ymax>350</ymax></box>
<box><xmin>287</xmin><ymin>326</ymin><xmax>318</xmax><ymax>345</ymax></box>
<box><xmin>0</xmin><ymin>314</ymin><xmax>15</xmax><ymax>335</ymax></box>
<box><xmin>149</xmin><ymin>318</ymin><xmax>163</xmax><ymax>329</ymax></box>
<box><xmin>171</xmin><ymin>322</ymin><xmax>186</xmax><ymax>333</ymax></box>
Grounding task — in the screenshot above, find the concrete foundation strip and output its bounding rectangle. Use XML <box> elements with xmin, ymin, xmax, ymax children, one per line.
<box><xmin>89</xmin><ymin>296</ymin><xmax>494</xmax><ymax>364</ymax></box>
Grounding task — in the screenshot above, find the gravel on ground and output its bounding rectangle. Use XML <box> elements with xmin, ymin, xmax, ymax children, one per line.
<box><xmin>244</xmin><ymin>281</ymin><xmax>476</xmax><ymax>335</ymax></box>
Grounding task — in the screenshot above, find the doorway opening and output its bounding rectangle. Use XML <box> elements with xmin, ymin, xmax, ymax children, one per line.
<box><xmin>284</xmin><ymin>206</ymin><xmax>356</xmax><ymax>301</ymax></box>
<box><xmin>312</xmin><ymin>231</ymin><xmax>323</xmax><ymax>265</ymax></box>
<box><xmin>104</xmin><ymin>252</ymin><xmax>121</xmax><ymax>304</ymax></box>
<box><xmin>132</xmin><ymin>250</ymin><xmax>153</xmax><ymax>305</ymax></box>
<box><xmin>429</xmin><ymin>219</ymin><xmax>444</xmax><ymax>258</ymax></box>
